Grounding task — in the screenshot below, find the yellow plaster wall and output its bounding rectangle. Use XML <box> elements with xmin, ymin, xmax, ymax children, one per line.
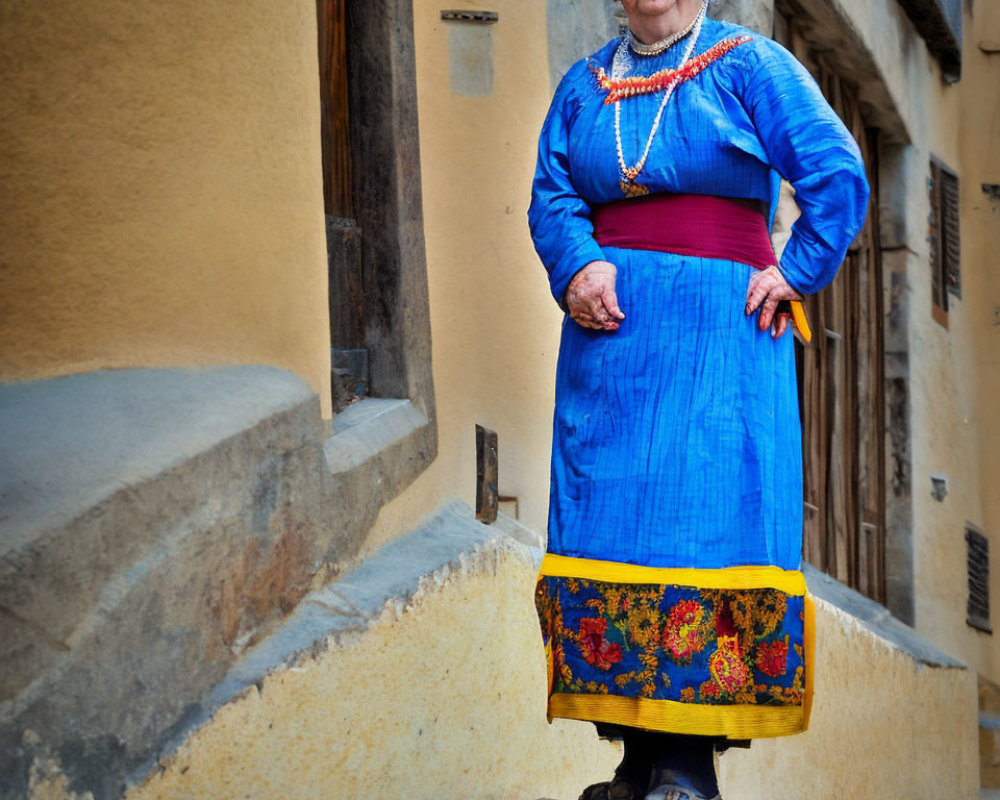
<box><xmin>964</xmin><ymin>0</ymin><xmax>1000</xmax><ymax>680</ymax></box>
<box><xmin>0</xmin><ymin>0</ymin><xmax>332</xmax><ymax>416</ymax></box>
<box><xmin>127</xmin><ymin>545</ymin><xmax>621</xmax><ymax>800</ymax></box>
<box><xmin>363</xmin><ymin>0</ymin><xmax>565</xmax><ymax>546</ymax></box>
<box><xmin>719</xmin><ymin>597</ymin><xmax>978</xmax><ymax>799</ymax></box>
<box><xmin>900</xmin><ymin>3</ymin><xmax>1000</xmax><ymax>681</ymax></box>
<box><xmin>121</xmin><ymin>543</ymin><xmax>976</xmax><ymax>800</ymax></box>
<box><xmin>827</xmin><ymin>0</ymin><xmax>998</xmax><ymax>682</ymax></box>
<box><xmin>380</xmin><ymin>0</ymin><xmax>1000</xmax><ymax>686</ymax></box>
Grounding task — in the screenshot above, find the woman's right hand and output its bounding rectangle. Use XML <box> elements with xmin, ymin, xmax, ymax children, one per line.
<box><xmin>565</xmin><ymin>260</ymin><xmax>625</xmax><ymax>331</ymax></box>
<box><xmin>745</xmin><ymin>265</ymin><xmax>802</xmax><ymax>338</ymax></box>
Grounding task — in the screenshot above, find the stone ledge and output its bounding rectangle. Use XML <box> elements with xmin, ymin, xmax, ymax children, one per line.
<box><xmin>135</xmin><ymin>499</ymin><xmax>540</xmax><ymax>786</ymax></box>
<box><xmin>0</xmin><ymin>366</ymin><xmax>436</xmax><ymax>800</ymax></box>
<box><xmin>804</xmin><ymin>563</ymin><xmax>965</xmax><ymax>669</ymax></box>
<box><xmin>0</xmin><ymin>367</ymin><xmax>324</xmax><ymax>703</ymax></box>
<box><xmin>126</xmin><ymin>520</ymin><xmax>978</xmax><ymax>798</ymax></box>
<box><xmin>324</xmin><ymin>397</ymin><xmax>428</xmax><ymax>474</ymax></box>
<box><xmin>0</xmin><ymin>366</ymin><xmax>318</xmax><ymax>554</ymax></box>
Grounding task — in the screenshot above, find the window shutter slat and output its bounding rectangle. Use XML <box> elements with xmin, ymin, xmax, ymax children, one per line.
<box><xmin>940</xmin><ymin>169</ymin><xmax>962</xmax><ymax>298</ymax></box>
<box><xmin>967</xmin><ymin>526</ymin><xmax>991</xmax><ymax>633</ymax></box>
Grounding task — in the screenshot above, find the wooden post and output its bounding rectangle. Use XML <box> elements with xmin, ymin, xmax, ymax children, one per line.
<box><xmin>476</xmin><ymin>424</ymin><xmax>498</xmax><ymax>524</ymax></box>
<box><xmin>317</xmin><ymin>0</ymin><xmax>353</xmax><ymax>219</ymax></box>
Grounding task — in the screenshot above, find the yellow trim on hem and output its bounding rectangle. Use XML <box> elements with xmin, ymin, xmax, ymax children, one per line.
<box><xmin>548</xmin><ymin>693</ymin><xmax>807</xmax><ymax>739</ymax></box>
<box><xmin>539</xmin><ymin>554</ymin><xmax>807</xmax><ymax>595</ymax></box>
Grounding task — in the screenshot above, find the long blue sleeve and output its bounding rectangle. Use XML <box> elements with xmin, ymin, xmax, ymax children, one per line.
<box><xmin>741</xmin><ymin>39</ymin><xmax>870</xmax><ymax>295</ymax></box>
<box><xmin>528</xmin><ymin>65</ymin><xmax>609</xmax><ymax>308</ymax></box>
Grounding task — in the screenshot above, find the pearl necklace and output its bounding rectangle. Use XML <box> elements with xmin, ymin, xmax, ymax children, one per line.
<box><xmin>614</xmin><ymin>0</ymin><xmax>707</xmax><ymax>196</ymax></box>
<box><xmin>626</xmin><ymin>6</ymin><xmax>703</xmax><ymax>57</ymax></box>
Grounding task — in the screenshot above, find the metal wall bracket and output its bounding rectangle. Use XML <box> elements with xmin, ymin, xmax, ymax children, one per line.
<box><xmin>475</xmin><ymin>424</ymin><xmax>498</xmax><ymax>524</ymax></box>
<box><xmin>441</xmin><ymin>10</ymin><xmax>499</xmax><ymax>23</ymax></box>
<box><xmin>930</xmin><ymin>472</ymin><xmax>949</xmax><ymax>502</ymax></box>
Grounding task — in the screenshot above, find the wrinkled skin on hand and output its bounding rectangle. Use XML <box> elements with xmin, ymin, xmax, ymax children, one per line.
<box><xmin>566</xmin><ymin>260</ymin><xmax>626</xmax><ymax>331</ymax></box>
<box><xmin>567</xmin><ymin>261</ymin><xmax>801</xmax><ymax>337</ymax></box>
<box><xmin>745</xmin><ymin>265</ymin><xmax>802</xmax><ymax>338</ymax></box>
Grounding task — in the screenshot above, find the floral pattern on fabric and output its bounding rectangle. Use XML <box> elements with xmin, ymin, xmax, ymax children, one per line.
<box><xmin>535</xmin><ymin>576</ymin><xmax>806</xmax><ymax>707</ymax></box>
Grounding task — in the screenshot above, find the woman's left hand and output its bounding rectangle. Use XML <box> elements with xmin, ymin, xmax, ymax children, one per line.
<box><xmin>746</xmin><ymin>266</ymin><xmax>803</xmax><ymax>339</ymax></box>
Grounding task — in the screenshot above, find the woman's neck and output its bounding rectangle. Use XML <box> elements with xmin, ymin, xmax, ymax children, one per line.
<box><xmin>628</xmin><ymin>0</ymin><xmax>705</xmax><ymax>46</ymax></box>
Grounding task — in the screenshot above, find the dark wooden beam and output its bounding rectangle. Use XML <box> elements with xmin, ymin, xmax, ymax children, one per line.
<box><xmin>894</xmin><ymin>0</ymin><xmax>962</xmax><ymax>81</ymax></box>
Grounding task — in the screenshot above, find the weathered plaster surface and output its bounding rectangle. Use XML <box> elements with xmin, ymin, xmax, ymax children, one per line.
<box><xmin>782</xmin><ymin>0</ymin><xmax>999</xmax><ymax>688</ymax></box>
<box><xmin>128</xmin><ymin>504</ymin><xmax>618</xmax><ymax>800</ymax></box>
<box><xmin>385</xmin><ymin>0</ymin><xmax>567</xmax><ymax>541</ymax></box>
<box><xmin>449</xmin><ymin>24</ymin><xmax>495</xmax><ymax>97</ymax></box>
<box><xmin>0</xmin><ymin>368</ymin><xmax>316</xmax><ymax>553</ymax></box>
<box><xmin>964</xmin><ymin>0</ymin><xmax>1000</xmax><ymax>687</ymax></box>
<box><xmin>710</xmin><ymin>0</ymin><xmax>773</xmax><ymax>36</ymax></box>
<box><xmin>117</xmin><ymin>506</ymin><xmax>976</xmax><ymax>800</ymax></box>
<box><xmin>546</xmin><ymin>0</ymin><xmax>620</xmax><ymax>91</ymax></box>
<box><xmin>0</xmin><ymin>0</ymin><xmax>332</xmax><ymax>414</ymax></box>
<box><xmin>0</xmin><ymin>367</ymin><xmax>433</xmax><ymax>799</ymax></box>
<box><xmin>886</xmin><ymin>0</ymin><xmax>1000</xmax><ymax>685</ymax></box>
<box><xmin>720</xmin><ymin>590</ymin><xmax>977</xmax><ymax>799</ymax></box>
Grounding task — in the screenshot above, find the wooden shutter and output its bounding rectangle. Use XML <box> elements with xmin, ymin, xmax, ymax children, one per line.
<box><xmin>317</xmin><ymin>0</ymin><xmax>353</xmax><ymax>219</ymax></box>
<box><xmin>929</xmin><ymin>158</ymin><xmax>961</xmax><ymax>324</ymax></box>
<box><xmin>780</xmin><ymin>13</ymin><xmax>887</xmax><ymax>603</ymax></box>
<box><xmin>318</xmin><ymin>0</ymin><xmax>369</xmax><ymax>411</ymax></box>
<box><xmin>967</xmin><ymin>524</ymin><xmax>991</xmax><ymax>633</ymax></box>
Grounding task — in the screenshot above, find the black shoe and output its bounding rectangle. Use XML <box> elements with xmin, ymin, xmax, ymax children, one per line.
<box><xmin>579</xmin><ymin>774</ymin><xmax>646</xmax><ymax>800</ymax></box>
<box><xmin>644</xmin><ymin>770</ymin><xmax>722</xmax><ymax>800</ymax></box>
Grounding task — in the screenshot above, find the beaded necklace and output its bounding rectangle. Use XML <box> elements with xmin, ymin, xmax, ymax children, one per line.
<box><xmin>625</xmin><ymin>6</ymin><xmax>702</xmax><ymax>57</ymax></box>
<box><xmin>612</xmin><ymin>1</ymin><xmax>707</xmax><ymax>197</ymax></box>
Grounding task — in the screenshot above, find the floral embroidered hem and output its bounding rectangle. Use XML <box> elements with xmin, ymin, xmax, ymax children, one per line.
<box><xmin>535</xmin><ymin>555</ymin><xmax>814</xmax><ymax>739</ymax></box>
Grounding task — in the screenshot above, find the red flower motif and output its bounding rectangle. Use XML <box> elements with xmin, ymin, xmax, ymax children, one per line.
<box><xmin>577</xmin><ymin>617</ymin><xmax>623</xmax><ymax>671</ymax></box>
<box><xmin>756</xmin><ymin>639</ymin><xmax>789</xmax><ymax>678</ymax></box>
<box><xmin>709</xmin><ymin>635</ymin><xmax>749</xmax><ymax>695</ymax></box>
<box><xmin>699</xmin><ymin>680</ymin><xmax>721</xmax><ymax>699</ymax></box>
<box><xmin>669</xmin><ymin>599</ymin><xmax>703</xmax><ymax>627</ymax></box>
<box><xmin>661</xmin><ymin>600</ymin><xmax>709</xmax><ymax>663</ymax></box>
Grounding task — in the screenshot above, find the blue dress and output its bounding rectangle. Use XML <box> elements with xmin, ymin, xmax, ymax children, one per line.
<box><xmin>529</xmin><ymin>17</ymin><xmax>868</xmax><ymax>738</ymax></box>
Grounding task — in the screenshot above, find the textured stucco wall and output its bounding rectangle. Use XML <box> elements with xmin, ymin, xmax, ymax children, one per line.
<box><xmin>127</xmin><ymin>542</ymin><xmax>621</xmax><ymax>800</ymax></box>
<box><xmin>870</xmin><ymin>0</ymin><xmax>1000</xmax><ymax>683</ymax></box>
<box><xmin>363</xmin><ymin>0</ymin><xmax>565</xmax><ymax>543</ymax></box>
<box><xmin>720</xmin><ymin>597</ymin><xmax>978</xmax><ymax>799</ymax></box>
<box><xmin>118</xmin><ymin>536</ymin><xmax>976</xmax><ymax>800</ymax></box>
<box><xmin>0</xmin><ymin>0</ymin><xmax>332</xmax><ymax>416</ymax></box>
<box><xmin>964</xmin><ymin>0</ymin><xmax>1000</xmax><ymax>680</ymax></box>
<box><xmin>789</xmin><ymin>0</ymin><xmax>999</xmax><ymax>684</ymax></box>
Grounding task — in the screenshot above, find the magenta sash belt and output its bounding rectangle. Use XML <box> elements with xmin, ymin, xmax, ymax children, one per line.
<box><xmin>591</xmin><ymin>192</ymin><xmax>777</xmax><ymax>270</ymax></box>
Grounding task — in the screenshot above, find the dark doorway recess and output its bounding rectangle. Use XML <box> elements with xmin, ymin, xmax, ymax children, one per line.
<box><xmin>315</xmin><ymin>0</ymin><xmax>436</xmax><ymax>417</ymax></box>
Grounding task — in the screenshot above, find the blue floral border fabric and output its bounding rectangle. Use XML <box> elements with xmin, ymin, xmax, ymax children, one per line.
<box><xmin>536</xmin><ymin>576</ymin><xmax>806</xmax><ymax>706</ymax></box>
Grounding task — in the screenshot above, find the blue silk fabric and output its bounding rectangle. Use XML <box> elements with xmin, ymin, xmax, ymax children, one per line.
<box><xmin>528</xmin><ymin>18</ymin><xmax>869</xmax><ymax>576</ymax></box>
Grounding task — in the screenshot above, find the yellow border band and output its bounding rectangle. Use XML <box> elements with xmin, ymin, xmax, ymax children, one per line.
<box><xmin>539</xmin><ymin>553</ymin><xmax>807</xmax><ymax>596</ymax></box>
<box><xmin>548</xmin><ymin>693</ymin><xmax>806</xmax><ymax>739</ymax></box>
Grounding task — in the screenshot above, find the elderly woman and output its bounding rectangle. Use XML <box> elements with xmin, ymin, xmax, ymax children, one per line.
<box><xmin>528</xmin><ymin>1</ymin><xmax>868</xmax><ymax>798</ymax></box>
